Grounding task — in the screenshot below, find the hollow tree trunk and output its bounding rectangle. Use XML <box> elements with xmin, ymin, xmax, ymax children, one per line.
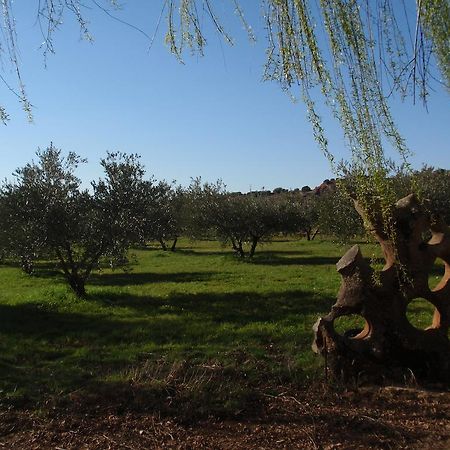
<box><xmin>312</xmin><ymin>194</ymin><xmax>450</xmax><ymax>384</ymax></box>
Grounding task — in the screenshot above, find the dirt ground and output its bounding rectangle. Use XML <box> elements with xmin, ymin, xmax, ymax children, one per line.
<box><xmin>1</xmin><ymin>386</ymin><xmax>449</xmax><ymax>449</ymax></box>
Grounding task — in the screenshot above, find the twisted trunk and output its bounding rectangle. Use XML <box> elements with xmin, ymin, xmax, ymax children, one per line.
<box><xmin>313</xmin><ymin>194</ymin><xmax>450</xmax><ymax>384</ymax></box>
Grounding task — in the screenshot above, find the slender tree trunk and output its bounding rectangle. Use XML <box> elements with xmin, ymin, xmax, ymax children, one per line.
<box><xmin>170</xmin><ymin>237</ymin><xmax>178</xmax><ymax>251</ymax></box>
<box><xmin>231</xmin><ymin>238</ymin><xmax>245</xmax><ymax>258</ymax></box>
<box><xmin>311</xmin><ymin>227</ymin><xmax>320</xmax><ymax>240</ymax></box>
<box><xmin>20</xmin><ymin>254</ymin><xmax>34</xmax><ymax>275</ymax></box>
<box><xmin>159</xmin><ymin>238</ymin><xmax>168</xmax><ymax>251</ymax></box>
<box><xmin>249</xmin><ymin>236</ymin><xmax>259</xmax><ymax>258</ymax></box>
<box><xmin>305</xmin><ymin>228</ymin><xmax>312</xmax><ymax>241</ymax></box>
<box><xmin>238</xmin><ymin>240</ymin><xmax>245</xmax><ymax>258</ymax></box>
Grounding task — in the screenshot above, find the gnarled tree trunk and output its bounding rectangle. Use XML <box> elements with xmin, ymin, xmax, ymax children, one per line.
<box><xmin>312</xmin><ymin>194</ymin><xmax>450</xmax><ymax>384</ymax></box>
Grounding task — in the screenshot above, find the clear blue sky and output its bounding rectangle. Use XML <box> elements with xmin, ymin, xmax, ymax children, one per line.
<box><xmin>0</xmin><ymin>2</ymin><xmax>448</xmax><ymax>192</ymax></box>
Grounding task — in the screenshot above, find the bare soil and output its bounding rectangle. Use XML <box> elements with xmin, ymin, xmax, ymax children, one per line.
<box><xmin>1</xmin><ymin>386</ymin><xmax>449</xmax><ymax>449</ymax></box>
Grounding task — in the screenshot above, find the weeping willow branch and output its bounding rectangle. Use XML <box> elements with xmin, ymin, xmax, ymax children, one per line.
<box><xmin>160</xmin><ymin>0</ymin><xmax>448</xmax><ymax>243</ymax></box>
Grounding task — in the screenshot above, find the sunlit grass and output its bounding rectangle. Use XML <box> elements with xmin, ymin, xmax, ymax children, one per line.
<box><xmin>0</xmin><ymin>237</ymin><xmax>443</xmax><ymax>416</ymax></box>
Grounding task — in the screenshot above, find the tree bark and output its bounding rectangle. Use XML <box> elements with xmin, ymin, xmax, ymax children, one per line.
<box><xmin>305</xmin><ymin>228</ymin><xmax>312</xmax><ymax>241</ymax></box>
<box><xmin>249</xmin><ymin>236</ymin><xmax>259</xmax><ymax>258</ymax></box>
<box><xmin>67</xmin><ymin>273</ymin><xmax>87</xmax><ymax>298</ymax></box>
<box><xmin>158</xmin><ymin>238</ymin><xmax>168</xmax><ymax>251</ymax></box>
<box><xmin>55</xmin><ymin>246</ymin><xmax>90</xmax><ymax>298</ymax></box>
<box><xmin>312</xmin><ymin>194</ymin><xmax>450</xmax><ymax>384</ymax></box>
<box><xmin>170</xmin><ymin>237</ymin><xmax>178</xmax><ymax>252</ymax></box>
<box><xmin>231</xmin><ymin>238</ymin><xmax>245</xmax><ymax>258</ymax></box>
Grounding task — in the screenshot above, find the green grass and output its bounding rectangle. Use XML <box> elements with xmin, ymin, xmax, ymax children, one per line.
<box><xmin>0</xmin><ymin>238</ymin><xmax>439</xmax><ymax>417</ymax></box>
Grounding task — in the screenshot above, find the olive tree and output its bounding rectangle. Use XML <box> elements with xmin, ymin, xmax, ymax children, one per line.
<box><xmin>417</xmin><ymin>168</ymin><xmax>450</xmax><ymax>224</ymax></box>
<box><xmin>271</xmin><ymin>194</ymin><xmax>315</xmax><ymax>240</ymax></box>
<box><xmin>239</xmin><ymin>194</ymin><xmax>280</xmax><ymax>257</ymax></box>
<box><xmin>1</xmin><ymin>145</ymin><xmax>147</xmax><ymax>297</ymax></box>
<box><xmin>0</xmin><ymin>177</ymin><xmax>47</xmax><ymax>273</ymax></box>
<box><xmin>297</xmin><ymin>196</ymin><xmax>321</xmax><ymax>241</ymax></box>
<box><xmin>186</xmin><ymin>179</ymin><xmax>280</xmax><ymax>257</ymax></box>
<box><xmin>316</xmin><ymin>188</ymin><xmax>365</xmax><ymax>241</ymax></box>
<box><xmin>393</xmin><ymin>167</ymin><xmax>450</xmax><ymax>224</ymax></box>
<box><xmin>1</xmin><ymin>144</ymin><xmax>84</xmax><ymax>275</ymax></box>
<box><xmin>141</xmin><ymin>180</ymin><xmax>184</xmax><ymax>251</ymax></box>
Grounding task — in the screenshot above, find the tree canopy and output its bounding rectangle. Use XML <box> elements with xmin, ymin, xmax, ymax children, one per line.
<box><xmin>0</xmin><ymin>146</ymin><xmax>149</xmax><ymax>297</ymax></box>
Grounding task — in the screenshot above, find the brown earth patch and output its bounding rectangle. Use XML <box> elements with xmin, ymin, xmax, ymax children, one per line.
<box><xmin>1</xmin><ymin>386</ymin><xmax>449</xmax><ymax>449</ymax></box>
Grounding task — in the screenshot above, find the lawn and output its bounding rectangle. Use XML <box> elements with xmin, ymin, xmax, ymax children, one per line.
<box><xmin>0</xmin><ymin>238</ymin><xmax>437</xmax><ymax>418</ymax></box>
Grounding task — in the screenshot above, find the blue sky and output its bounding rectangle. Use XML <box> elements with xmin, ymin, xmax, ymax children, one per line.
<box><xmin>0</xmin><ymin>2</ymin><xmax>448</xmax><ymax>192</ymax></box>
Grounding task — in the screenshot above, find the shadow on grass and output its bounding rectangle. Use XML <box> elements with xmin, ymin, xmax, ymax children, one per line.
<box><xmin>174</xmin><ymin>248</ymin><xmax>312</xmax><ymax>258</ymax></box>
<box><xmin>1</xmin><ymin>260</ymin><xmax>62</xmax><ymax>277</ymax></box>
<box><xmin>0</xmin><ymin>303</ymin><xmax>137</xmax><ymax>406</ymax></box>
<box><xmin>249</xmin><ymin>253</ymin><xmax>340</xmax><ymax>266</ymax></box>
<box><xmin>0</xmin><ymin>289</ymin><xmax>333</xmax><ymax>343</ymax></box>
<box><xmin>0</xmin><ymin>287</ymin><xmax>332</xmax><ymax>405</ymax></box>
<box><xmin>8</xmin><ymin>266</ymin><xmax>219</xmax><ymax>287</ymax></box>
<box><xmin>88</xmin><ymin>271</ymin><xmax>217</xmax><ymax>286</ymax></box>
<box><xmin>170</xmin><ymin>249</ymin><xmax>236</xmax><ymax>257</ymax></box>
<box><xmin>90</xmin><ymin>289</ymin><xmax>333</xmax><ymax>324</ymax></box>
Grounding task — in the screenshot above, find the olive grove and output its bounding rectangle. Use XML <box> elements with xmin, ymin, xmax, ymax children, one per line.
<box><xmin>0</xmin><ymin>1</ymin><xmax>449</xmax><ymax>381</ymax></box>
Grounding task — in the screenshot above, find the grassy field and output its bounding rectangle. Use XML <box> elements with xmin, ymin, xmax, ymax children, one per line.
<box><xmin>0</xmin><ymin>238</ymin><xmax>438</xmax><ymax>418</ymax></box>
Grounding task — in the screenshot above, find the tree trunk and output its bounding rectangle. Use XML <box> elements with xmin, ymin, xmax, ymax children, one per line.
<box><xmin>311</xmin><ymin>227</ymin><xmax>320</xmax><ymax>241</ymax></box>
<box><xmin>20</xmin><ymin>254</ymin><xmax>34</xmax><ymax>275</ymax></box>
<box><xmin>67</xmin><ymin>273</ymin><xmax>87</xmax><ymax>298</ymax></box>
<box><xmin>55</xmin><ymin>246</ymin><xmax>90</xmax><ymax>299</ymax></box>
<box><xmin>249</xmin><ymin>236</ymin><xmax>259</xmax><ymax>258</ymax></box>
<box><xmin>231</xmin><ymin>238</ymin><xmax>245</xmax><ymax>258</ymax></box>
<box><xmin>170</xmin><ymin>237</ymin><xmax>178</xmax><ymax>252</ymax></box>
<box><xmin>312</xmin><ymin>194</ymin><xmax>450</xmax><ymax>385</ymax></box>
<box><xmin>159</xmin><ymin>238</ymin><xmax>168</xmax><ymax>251</ymax></box>
<box><xmin>305</xmin><ymin>229</ymin><xmax>312</xmax><ymax>241</ymax></box>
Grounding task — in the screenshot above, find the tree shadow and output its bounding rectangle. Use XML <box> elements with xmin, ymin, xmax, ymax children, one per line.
<box><xmin>0</xmin><ymin>303</ymin><xmax>141</xmax><ymax>406</ymax></box>
<box><xmin>250</xmin><ymin>254</ymin><xmax>340</xmax><ymax>266</ymax></box>
<box><xmin>88</xmin><ymin>271</ymin><xmax>217</xmax><ymax>286</ymax></box>
<box><xmin>175</xmin><ymin>248</ymin><xmax>313</xmax><ymax>258</ymax></box>
<box><xmin>91</xmin><ymin>289</ymin><xmax>333</xmax><ymax>324</ymax></box>
<box><xmin>172</xmin><ymin>249</ymin><xmax>234</xmax><ymax>257</ymax></box>
<box><xmin>0</xmin><ymin>288</ymin><xmax>333</xmax><ymax>409</ymax></box>
<box><xmin>0</xmin><ymin>260</ymin><xmax>61</xmax><ymax>274</ymax></box>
